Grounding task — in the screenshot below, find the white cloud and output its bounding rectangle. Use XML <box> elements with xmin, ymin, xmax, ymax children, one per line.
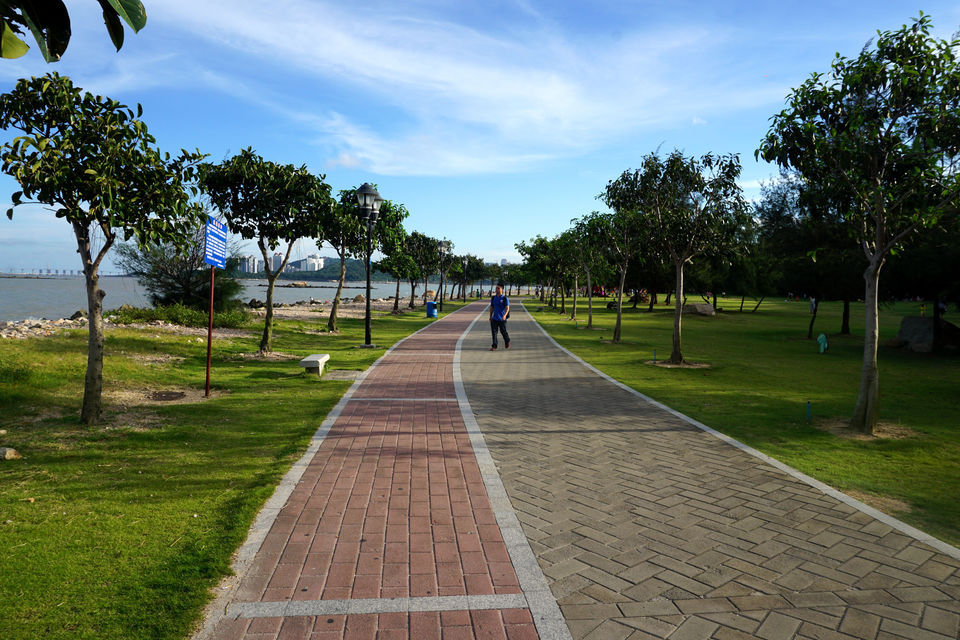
<box><xmin>692</xmin><ymin>117</ymin><xmax>707</xmax><ymax>126</ymax></box>
<box><xmin>141</xmin><ymin>0</ymin><xmax>791</xmax><ymax>176</ymax></box>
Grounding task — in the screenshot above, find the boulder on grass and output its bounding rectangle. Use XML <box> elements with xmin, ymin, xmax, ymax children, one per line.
<box><xmin>0</xmin><ymin>447</ymin><xmax>22</xmax><ymax>460</ymax></box>
<box><xmin>895</xmin><ymin>316</ymin><xmax>960</xmax><ymax>352</ymax></box>
<box><xmin>682</xmin><ymin>303</ymin><xmax>715</xmax><ymax>316</ymax></box>
<box><xmin>353</xmin><ymin>294</ymin><xmax>365</xmax><ymax>303</ymax></box>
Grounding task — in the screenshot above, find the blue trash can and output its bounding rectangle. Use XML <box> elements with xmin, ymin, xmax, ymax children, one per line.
<box><xmin>426</xmin><ymin>301</ymin><xmax>437</xmax><ymax>318</ymax></box>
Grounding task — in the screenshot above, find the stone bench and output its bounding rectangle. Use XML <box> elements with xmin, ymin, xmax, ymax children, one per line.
<box><xmin>299</xmin><ymin>353</ymin><xmax>330</xmax><ymax>378</ymax></box>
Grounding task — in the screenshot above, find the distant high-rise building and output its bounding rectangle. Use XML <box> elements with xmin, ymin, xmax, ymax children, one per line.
<box><xmin>238</xmin><ymin>255</ymin><xmax>261</xmax><ymax>274</ymax></box>
<box><xmin>288</xmin><ymin>254</ymin><xmax>324</xmax><ymax>272</ymax></box>
<box><xmin>272</xmin><ymin>252</ymin><xmax>284</xmax><ymax>272</ymax></box>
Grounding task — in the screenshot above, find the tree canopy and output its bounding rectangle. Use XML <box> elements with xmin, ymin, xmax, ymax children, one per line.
<box><xmin>199</xmin><ymin>150</ymin><xmax>332</xmax><ymax>352</ymax></box>
<box><xmin>0</xmin><ymin>72</ymin><xmax>205</xmax><ymax>424</ymax></box>
<box><xmin>758</xmin><ymin>14</ymin><xmax>960</xmax><ymax>432</ymax></box>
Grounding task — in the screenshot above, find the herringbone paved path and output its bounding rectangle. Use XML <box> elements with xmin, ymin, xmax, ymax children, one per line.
<box><xmin>460</xmin><ymin>303</ymin><xmax>960</xmax><ymax>640</ymax></box>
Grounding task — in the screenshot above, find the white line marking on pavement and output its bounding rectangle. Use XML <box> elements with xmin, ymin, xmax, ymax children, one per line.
<box><xmin>348</xmin><ymin>397</ymin><xmax>459</xmax><ymax>402</ymax></box>
<box><xmin>454</xmin><ymin>308</ymin><xmax>574</xmax><ymax>640</ymax></box>
<box><xmin>522</xmin><ymin>302</ymin><xmax>960</xmax><ymax>563</ymax></box>
<box><xmin>228</xmin><ymin>593</ymin><xmax>528</xmax><ymax>619</ymax></box>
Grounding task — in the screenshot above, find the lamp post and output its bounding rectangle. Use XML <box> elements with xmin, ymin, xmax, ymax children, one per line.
<box><xmin>356</xmin><ymin>183</ymin><xmax>382</xmax><ymax>347</ymax></box>
<box><xmin>438</xmin><ymin>240</ymin><xmax>451</xmax><ymax>313</ymax></box>
<box><xmin>462</xmin><ymin>256</ymin><xmax>468</xmax><ymax>301</ymax></box>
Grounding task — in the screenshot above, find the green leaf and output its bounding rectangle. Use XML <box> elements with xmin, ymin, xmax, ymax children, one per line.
<box><xmin>101</xmin><ymin>0</ymin><xmax>147</xmax><ymax>32</ymax></box>
<box><xmin>6</xmin><ymin>208</ymin><xmax>13</xmax><ymax>220</ymax></box>
<box><xmin>20</xmin><ymin>0</ymin><xmax>71</xmax><ymax>62</ymax></box>
<box><xmin>100</xmin><ymin>3</ymin><xmax>125</xmax><ymax>50</ymax></box>
<box><xmin>1</xmin><ymin>21</ymin><xmax>30</xmax><ymax>59</ymax></box>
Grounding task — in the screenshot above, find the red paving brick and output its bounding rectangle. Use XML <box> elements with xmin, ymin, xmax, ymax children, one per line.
<box><xmin>215</xmin><ymin>305</ymin><xmax>539</xmax><ymax>639</ymax></box>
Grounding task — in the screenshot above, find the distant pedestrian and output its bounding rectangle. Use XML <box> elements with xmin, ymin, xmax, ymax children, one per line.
<box><xmin>489</xmin><ymin>284</ymin><xmax>510</xmax><ymax>351</ymax></box>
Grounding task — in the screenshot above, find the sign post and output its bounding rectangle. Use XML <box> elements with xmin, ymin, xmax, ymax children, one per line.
<box><xmin>204</xmin><ymin>216</ymin><xmax>228</xmax><ymax>398</ymax></box>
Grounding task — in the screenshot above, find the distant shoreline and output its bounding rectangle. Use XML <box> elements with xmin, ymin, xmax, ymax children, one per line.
<box><xmin>0</xmin><ymin>273</ymin><xmax>128</xmax><ymax>279</ymax></box>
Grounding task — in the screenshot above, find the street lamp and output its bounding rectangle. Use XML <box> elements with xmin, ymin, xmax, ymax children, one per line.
<box><xmin>437</xmin><ymin>240</ymin><xmax>451</xmax><ymax>313</ymax></box>
<box><xmin>356</xmin><ymin>183</ymin><xmax>382</xmax><ymax>347</ymax></box>
<box><xmin>462</xmin><ymin>256</ymin><xmax>468</xmax><ymax>301</ymax></box>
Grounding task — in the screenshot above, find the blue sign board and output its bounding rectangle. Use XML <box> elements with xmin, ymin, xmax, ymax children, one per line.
<box><xmin>204</xmin><ymin>215</ymin><xmax>227</xmax><ymax>269</ymax></box>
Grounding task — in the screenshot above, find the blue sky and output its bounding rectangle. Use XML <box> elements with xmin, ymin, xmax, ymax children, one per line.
<box><xmin>2</xmin><ymin>0</ymin><xmax>959</xmax><ymax>273</ymax></box>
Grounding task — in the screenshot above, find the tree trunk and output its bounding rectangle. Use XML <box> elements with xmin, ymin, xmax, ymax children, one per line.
<box><xmin>408</xmin><ymin>280</ymin><xmax>417</xmax><ymax>308</ymax></box>
<box><xmin>648</xmin><ymin>291</ymin><xmax>657</xmax><ymax>312</ymax></box>
<box><xmin>712</xmin><ymin>291</ymin><xmax>718</xmax><ymax>312</ymax></box>
<box><xmin>327</xmin><ymin>253</ymin><xmax>346</xmax><ymax>332</ymax></box>
<box><xmin>751</xmin><ymin>297</ymin><xmax>765</xmax><ymax>313</ymax></box>
<box><xmin>393</xmin><ymin>278</ymin><xmax>401</xmax><ymax>312</ymax></box>
<box><xmin>665</xmin><ymin>291</ymin><xmax>672</xmax><ymax>305</ymax></box>
<box><xmin>571</xmin><ymin>274</ymin><xmax>578</xmax><ymax>321</ymax></box>
<box><xmin>75</xmin><ymin>221</ymin><xmax>110</xmax><ymax>426</ymax></box>
<box><xmin>259</xmin><ymin>240</ymin><xmax>293</xmax><ymax>353</ymax></box>
<box><xmin>850</xmin><ymin>262</ymin><xmax>883</xmax><ymax>434</ymax></box>
<box><xmin>670</xmin><ymin>261</ymin><xmax>684</xmax><ymax>363</ymax></box>
<box><xmin>740</xmin><ymin>295</ymin><xmax>745</xmax><ymax>312</ymax></box>
<box><xmin>540</xmin><ymin>285</ymin><xmax>546</xmax><ymax>303</ymax></box>
<box><xmin>585</xmin><ymin>268</ymin><xmax>593</xmax><ymax>329</ymax></box>
<box><xmin>841</xmin><ymin>299</ymin><xmax>851</xmax><ymax>335</ymax></box>
<box><xmin>807</xmin><ymin>298</ymin><xmax>819</xmax><ymax>339</ymax></box>
<box><xmin>262</xmin><ymin>271</ymin><xmax>278</xmax><ymax>351</ymax></box>
<box><xmin>613</xmin><ymin>266</ymin><xmax>627</xmax><ymax>343</ymax></box>
<box><xmin>559</xmin><ymin>276</ymin><xmax>566</xmax><ymax>315</ymax></box>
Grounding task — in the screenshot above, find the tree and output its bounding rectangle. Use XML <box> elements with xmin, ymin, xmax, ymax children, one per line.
<box><xmin>1</xmin><ymin>1</ymin><xmax>147</xmax><ymax>62</ymax></box>
<box><xmin>406</xmin><ymin>231</ymin><xmax>440</xmax><ymax>306</ymax></box>
<box><xmin>589</xmin><ymin>190</ymin><xmax>647</xmax><ymax>343</ymax></box>
<box><xmin>318</xmin><ymin>189</ymin><xmax>367</xmax><ymax>332</ymax></box>
<box><xmin>0</xmin><ymin>72</ymin><xmax>205</xmax><ymax>424</ymax></box>
<box><xmin>572</xmin><ymin>212</ymin><xmax>615</xmax><ymax>329</ymax></box>
<box><xmin>114</xmin><ymin>220</ymin><xmax>244</xmax><ymax>311</ymax></box>
<box><xmin>462</xmin><ymin>254</ymin><xmax>486</xmax><ymax>299</ymax></box>
<box><xmin>758</xmin><ymin>14</ymin><xmax>960</xmax><ymax>432</ymax></box>
<box><xmin>616</xmin><ymin>150</ymin><xmax>747</xmax><ymax>362</ymax></box>
<box><xmin>199</xmin><ymin>150</ymin><xmax>331</xmax><ymax>352</ymax></box>
<box><xmin>374</xmin><ymin>199</ymin><xmax>409</xmax><ymax>312</ymax></box>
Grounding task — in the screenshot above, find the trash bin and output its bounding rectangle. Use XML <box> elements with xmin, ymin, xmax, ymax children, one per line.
<box><xmin>426</xmin><ymin>301</ymin><xmax>437</xmax><ymax>318</ymax></box>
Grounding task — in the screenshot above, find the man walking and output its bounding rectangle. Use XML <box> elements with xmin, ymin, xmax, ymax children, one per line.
<box><xmin>489</xmin><ymin>283</ymin><xmax>510</xmax><ymax>351</ymax></box>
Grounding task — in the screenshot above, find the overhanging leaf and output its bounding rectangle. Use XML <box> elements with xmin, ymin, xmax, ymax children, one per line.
<box><xmin>1</xmin><ymin>20</ymin><xmax>30</xmax><ymax>59</ymax></box>
<box><xmin>100</xmin><ymin>5</ymin><xmax>124</xmax><ymax>51</ymax></box>
<box><xmin>101</xmin><ymin>0</ymin><xmax>147</xmax><ymax>32</ymax></box>
<box><xmin>20</xmin><ymin>0</ymin><xmax>71</xmax><ymax>62</ymax></box>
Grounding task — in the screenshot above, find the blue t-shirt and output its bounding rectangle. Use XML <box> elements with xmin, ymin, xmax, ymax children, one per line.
<box><xmin>491</xmin><ymin>294</ymin><xmax>510</xmax><ymax>321</ymax></box>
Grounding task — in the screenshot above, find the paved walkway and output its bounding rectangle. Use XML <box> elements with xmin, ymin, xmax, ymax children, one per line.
<box><xmin>200</xmin><ymin>302</ymin><xmax>960</xmax><ymax>640</ymax></box>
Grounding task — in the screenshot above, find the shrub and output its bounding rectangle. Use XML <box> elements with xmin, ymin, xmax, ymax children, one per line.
<box><xmin>105</xmin><ymin>304</ymin><xmax>252</xmax><ymax>329</ymax></box>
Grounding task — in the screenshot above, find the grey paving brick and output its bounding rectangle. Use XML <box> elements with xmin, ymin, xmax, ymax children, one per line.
<box><xmin>457</xmin><ymin>305</ymin><xmax>960</xmax><ymax>640</ymax></box>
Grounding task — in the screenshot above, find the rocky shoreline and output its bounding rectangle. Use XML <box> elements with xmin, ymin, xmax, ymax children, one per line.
<box><xmin>0</xmin><ymin>296</ymin><xmax>426</xmax><ymax>339</ymax></box>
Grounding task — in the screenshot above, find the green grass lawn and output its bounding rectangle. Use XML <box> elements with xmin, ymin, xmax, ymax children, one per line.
<box><xmin>0</xmin><ymin>301</ymin><xmax>467</xmax><ymax>640</ymax></box>
<box><xmin>525</xmin><ymin>295</ymin><xmax>960</xmax><ymax>547</ymax></box>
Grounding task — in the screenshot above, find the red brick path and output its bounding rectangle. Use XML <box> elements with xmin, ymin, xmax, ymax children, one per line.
<box><xmin>212</xmin><ymin>303</ymin><xmax>537</xmax><ymax>639</ymax></box>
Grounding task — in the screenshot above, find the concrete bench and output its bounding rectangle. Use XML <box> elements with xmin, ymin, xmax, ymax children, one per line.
<box><xmin>299</xmin><ymin>353</ymin><xmax>330</xmax><ymax>378</ymax></box>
